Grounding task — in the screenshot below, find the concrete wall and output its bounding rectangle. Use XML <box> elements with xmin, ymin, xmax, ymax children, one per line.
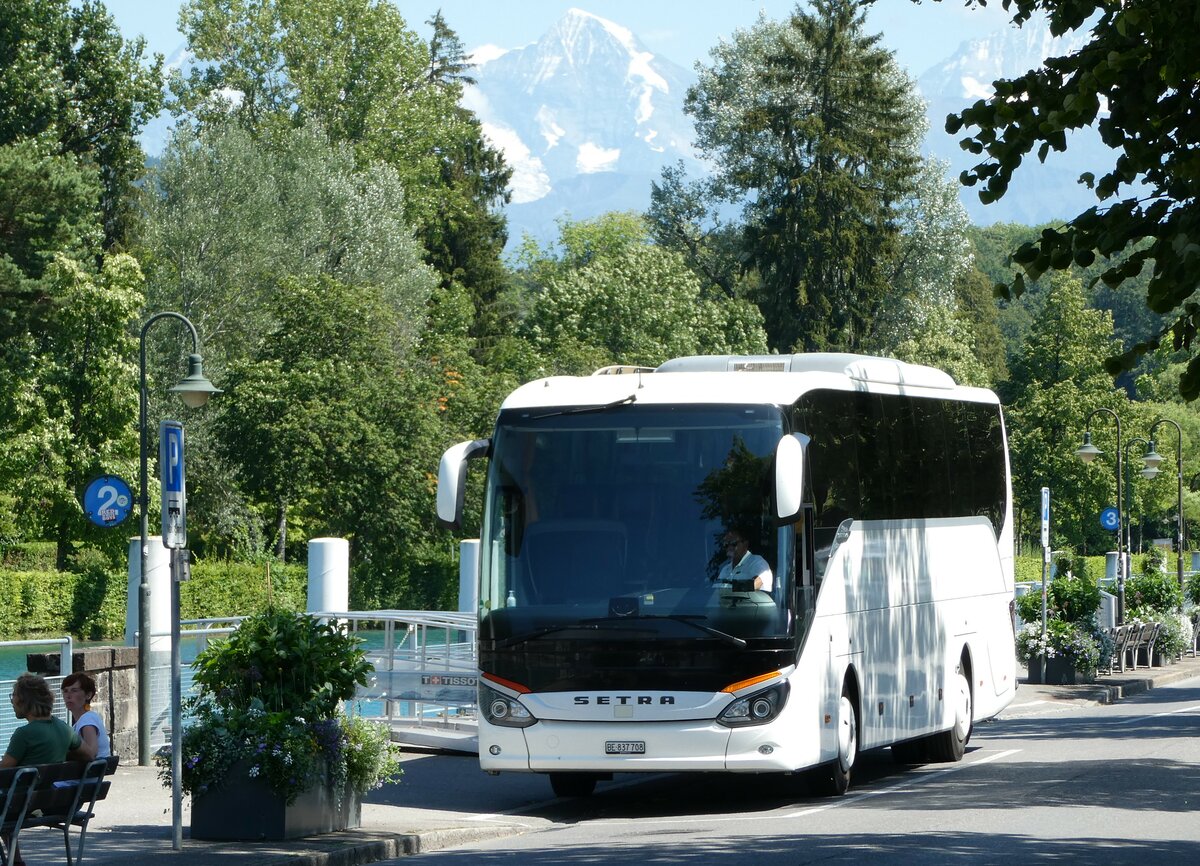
<box><xmin>26</xmin><ymin>646</ymin><xmax>138</xmax><ymax>760</ymax></box>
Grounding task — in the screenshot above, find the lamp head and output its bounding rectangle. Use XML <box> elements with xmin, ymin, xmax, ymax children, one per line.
<box><xmin>1142</xmin><ymin>442</ymin><xmax>1164</xmax><ymax>471</ymax></box>
<box><xmin>1075</xmin><ymin>431</ymin><xmax>1102</xmax><ymax>464</ymax></box>
<box><xmin>1140</xmin><ymin>466</ymin><xmax>1160</xmax><ymax>480</ymax></box>
<box><xmin>170</xmin><ymin>354</ymin><xmax>222</xmax><ymax>409</ymax></box>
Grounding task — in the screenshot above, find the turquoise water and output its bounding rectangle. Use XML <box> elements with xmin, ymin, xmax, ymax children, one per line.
<box><xmin>0</xmin><ymin>642</ymin><xmax>81</xmax><ymax>681</ymax></box>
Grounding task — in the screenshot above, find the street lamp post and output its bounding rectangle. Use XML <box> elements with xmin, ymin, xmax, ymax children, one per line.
<box><xmin>1123</xmin><ymin>436</ymin><xmax>1154</xmax><ymax>562</ymax></box>
<box><xmin>1145</xmin><ymin>417</ymin><xmax>1185</xmax><ymax>592</ymax></box>
<box><xmin>1076</xmin><ymin>408</ymin><xmax>1124</xmax><ymax>623</ymax></box>
<box><xmin>137</xmin><ymin>312</ymin><xmax>220</xmax><ymax>767</ymax></box>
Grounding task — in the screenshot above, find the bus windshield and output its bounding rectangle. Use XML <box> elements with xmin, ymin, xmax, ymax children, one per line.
<box><xmin>479</xmin><ymin>404</ymin><xmax>793</xmax><ymax>644</ymax></box>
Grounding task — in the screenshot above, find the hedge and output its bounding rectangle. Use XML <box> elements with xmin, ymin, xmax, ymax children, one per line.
<box><xmin>1015</xmin><ymin>552</ymin><xmax>1184</xmax><ymax>586</ymax></box>
<box><xmin>0</xmin><ymin>560</ymin><xmax>308</xmax><ymax>642</ymax></box>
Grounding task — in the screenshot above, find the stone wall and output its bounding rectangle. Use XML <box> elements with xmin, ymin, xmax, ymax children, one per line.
<box><xmin>26</xmin><ymin>646</ymin><xmax>138</xmax><ymax>760</ymax></box>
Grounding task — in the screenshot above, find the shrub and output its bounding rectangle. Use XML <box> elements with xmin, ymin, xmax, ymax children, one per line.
<box><xmin>1125</xmin><ymin>572</ymin><xmax>1183</xmax><ymax>614</ymax></box>
<box><xmin>1142</xmin><ymin>545</ymin><xmax>1167</xmax><ymax>575</ymax></box>
<box><xmin>1015</xmin><ymin>575</ymin><xmax>1101</xmax><ymax>625</ymax></box>
<box><xmin>1186</xmin><ymin>573</ymin><xmax>1200</xmax><ymax>608</ymax></box>
<box><xmin>191</xmin><ymin>608</ymin><xmax>371</xmax><ymax>720</ymax></box>
<box><xmin>159</xmin><ymin>609</ymin><xmax>402</xmax><ymax>804</ymax></box>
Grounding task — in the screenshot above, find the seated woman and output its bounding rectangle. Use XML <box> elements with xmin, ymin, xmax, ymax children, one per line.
<box><xmin>61</xmin><ymin>673</ymin><xmax>111</xmax><ymax>760</ymax></box>
<box><xmin>2</xmin><ymin>673</ymin><xmax>83</xmax><ymax>768</ymax></box>
<box><xmin>2</xmin><ymin>674</ymin><xmax>84</xmax><ymax>866</ymax></box>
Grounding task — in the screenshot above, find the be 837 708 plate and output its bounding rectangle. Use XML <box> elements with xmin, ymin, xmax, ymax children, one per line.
<box><xmin>604</xmin><ymin>740</ymin><xmax>646</xmax><ymax>754</ymax></box>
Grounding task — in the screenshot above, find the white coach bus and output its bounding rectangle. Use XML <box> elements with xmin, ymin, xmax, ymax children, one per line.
<box><xmin>437</xmin><ymin>354</ymin><xmax>1016</xmax><ymax>798</ymax></box>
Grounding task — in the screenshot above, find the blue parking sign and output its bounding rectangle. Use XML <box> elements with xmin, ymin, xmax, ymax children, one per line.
<box><xmin>159</xmin><ymin>421</ymin><xmax>187</xmax><ymax>549</ymax></box>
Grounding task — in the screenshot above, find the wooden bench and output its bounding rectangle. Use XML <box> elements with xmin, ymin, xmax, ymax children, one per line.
<box><xmin>1106</xmin><ymin>624</ymin><xmax>1134</xmax><ymax>674</ymax></box>
<box><xmin>1125</xmin><ymin>622</ymin><xmax>1161</xmax><ymax>670</ymax></box>
<box><xmin>0</xmin><ymin>755</ymin><xmax>119</xmax><ymax>866</ymax></box>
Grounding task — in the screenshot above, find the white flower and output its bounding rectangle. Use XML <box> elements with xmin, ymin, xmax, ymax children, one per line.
<box><xmin>248</xmin><ymin>765</ymin><xmax>260</xmax><ymax>778</ymax></box>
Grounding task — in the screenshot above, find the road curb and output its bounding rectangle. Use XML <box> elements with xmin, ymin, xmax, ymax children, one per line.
<box><xmin>255</xmin><ymin>824</ymin><xmax>528</xmax><ymax>865</ymax></box>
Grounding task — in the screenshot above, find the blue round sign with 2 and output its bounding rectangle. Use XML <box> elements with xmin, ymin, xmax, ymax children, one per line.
<box><xmin>83</xmin><ymin>475</ymin><xmax>133</xmax><ymax>527</ymax></box>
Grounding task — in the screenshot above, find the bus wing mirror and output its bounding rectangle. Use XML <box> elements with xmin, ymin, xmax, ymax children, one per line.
<box><xmin>437</xmin><ymin>438</ymin><xmax>491</xmax><ymax>530</ymax></box>
<box><xmin>774</xmin><ymin>434</ymin><xmax>805</xmax><ymax>524</ymax></box>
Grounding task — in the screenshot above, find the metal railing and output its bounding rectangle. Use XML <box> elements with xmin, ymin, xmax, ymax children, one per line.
<box><xmin>0</xmin><ymin>637</ymin><xmax>74</xmax><ymax>746</ymax></box>
<box><xmin>146</xmin><ymin>610</ymin><xmax>478</xmax><ymax>749</ymax></box>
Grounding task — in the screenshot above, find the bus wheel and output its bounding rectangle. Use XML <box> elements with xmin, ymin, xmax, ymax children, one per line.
<box><xmin>814</xmin><ymin>684</ymin><xmax>858</xmax><ymax>796</ymax></box>
<box><xmin>550</xmin><ymin>773</ymin><xmax>598</xmax><ymax>798</ymax></box>
<box><xmin>929</xmin><ymin>668</ymin><xmax>972</xmax><ymax>762</ymax></box>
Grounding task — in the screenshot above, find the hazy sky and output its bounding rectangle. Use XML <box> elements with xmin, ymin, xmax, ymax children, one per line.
<box><xmin>103</xmin><ymin>0</ymin><xmax>1018</xmax><ymax>79</ymax></box>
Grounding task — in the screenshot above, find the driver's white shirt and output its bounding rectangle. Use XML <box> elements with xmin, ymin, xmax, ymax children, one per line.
<box><xmin>717</xmin><ymin>551</ymin><xmax>773</xmax><ymax>591</ymax></box>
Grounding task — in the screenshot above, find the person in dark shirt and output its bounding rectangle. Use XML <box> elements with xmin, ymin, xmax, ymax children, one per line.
<box><xmin>2</xmin><ymin>674</ymin><xmax>85</xmax><ymax>866</ymax></box>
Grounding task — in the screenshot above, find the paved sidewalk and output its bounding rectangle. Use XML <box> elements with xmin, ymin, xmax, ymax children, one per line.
<box><xmin>13</xmin><ymin>752</ymin><xmax>529</xmax><ymax>866</ymax></box>
<box><xmin>13</xmin><ymin>654</ymin><xmax>1200</xmax><ymax>866</ymax></box>
<box><xmin>1016</xmin><ymin>649</ymin><xmax>1200</xmax><ymax>706</ymax></box>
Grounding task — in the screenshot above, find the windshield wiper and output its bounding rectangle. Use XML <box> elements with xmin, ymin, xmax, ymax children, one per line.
<box><xmin>493</xmin><ymin>623</ymin><xmax>600</xmax><ymax>648</ymax></box>
<box><xmin>531</xmin><ymin>393</ymin><xmax>636</xmax><ymax>420</ymax></box>
<box><xmin>581</xmin><ymin>614</ymin><xmax>747</xmax><ymax>648</ymax></box>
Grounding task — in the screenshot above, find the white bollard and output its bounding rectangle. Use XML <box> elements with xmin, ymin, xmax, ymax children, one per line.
<box><xmin>307</xmin><ymin>537</ymin><xmax>349</xmax><ymax>616</ymax></box>
<box><xmin>458</xmin><ymin>540</ymin><xmax>480</xmax><ymax>614</ymax></box>
<box><xmin>125</xmin><ymin>537</ymin><xmax>171</xmax><ymax>652</ymax></box>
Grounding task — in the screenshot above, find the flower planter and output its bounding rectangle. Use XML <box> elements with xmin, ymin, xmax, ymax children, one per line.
<box><xmin>190</xmin><ymin>761</ymin><xmax>360</xmax><ymax>841</ymax></box>
<box><xmin>1030</xmin><ymin>654</ymin><xmax>1092</xmax><ymax>685</ymax></box>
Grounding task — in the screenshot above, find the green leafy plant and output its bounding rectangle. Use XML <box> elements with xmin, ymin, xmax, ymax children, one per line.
<box><xmin>157</xmin><ymin>609</ymin><xmax>401</xmax><ymax>803</ymax></box>
<box><xmin>1125</xmin><ymin>572</ymin><xmax>1183</xmax><ymax>615</ymax></box>
<box><xmin>1015</xmin><ymin>575</ymin><xmax>1101</xmax><ymax>626</ymax></box>
<box><xmin>1186</xmin><ymin>574</ymin><xmax>1200</xmax><ymax>608</ymax></box>
<box><xmin>190</xmin><ymin>607</ymin><xmax>372</xmax><ymax>719</ymax></box>
<box><xmin>1141</xmin><ymin>545</ymin><xmax>1167</xmax><ymax>576</ymax></box>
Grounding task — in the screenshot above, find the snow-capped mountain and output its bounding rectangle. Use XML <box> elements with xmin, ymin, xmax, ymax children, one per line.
<box><xmin>466</xmin><ymin>8</ymin><xmax>705</xmax><ymax>247</ymax></box>
<box><xmin>917</xmin><ymin>18</ymin><xmax>1104</xmax><ymax>226</ymax></box>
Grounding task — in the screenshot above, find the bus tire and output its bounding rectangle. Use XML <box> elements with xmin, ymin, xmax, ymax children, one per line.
<box><xmin>814</xmin><ymin>683</ymin><xmax>858</xmax><ymax>796</ymax></box>
<box><xmin>928</xmin><ymin>667</ymin><xmax>972</xmax><ymax>763</ymax></box>
<box><xmin>550</xmin><ymin>772</ymin><xmax>598</xmax><ymax>798</ymax></box>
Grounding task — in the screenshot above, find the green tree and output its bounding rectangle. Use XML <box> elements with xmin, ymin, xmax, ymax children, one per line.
<box><xmin>136</xmin><ymin>120</ymin><xmax>439</xmax><ymax>561</ymax></box>
<box><xmin>0</xmin><ymin>0</ymin><xmax>163</xmax><ymax>248</ymax></box>
<box><xmin>681</xmin><ymin>0</ymin><xmax>924</xmax><ymax>352</ymax></box>
<box><xmin>1002</xmin><ymin>272</ymin><xmax>1132</xmax><ymax>553</ymax></box>
<box><xmin>517</xmin><ymin>214</ymin><xmax>769</xmax><ymax>372</ymax></box>
<box><xmin>214</xmin><ymin>275</ymin><xmax>403</xmax><ymax>563</ymax></box>
<box><xmin>140</xmin><ymin>120</ymin><xmax>435</xmax><ymax>367</ymax></box>
<box><xmin>172</xmin><ymin>0</ymin><xmax>511</xmax><ymax>338</ymax></box>
<box><xmin>946</xmin><ymin>0</ymin><xmax>1200</xmax><ymax>397</ymax></box>
<box><xmin>874</xmin><ymin>157</ymin><xmax>996</xmax><ymax>386</ymax></box>
<box><xmin>0</xmin><ymin>140</ymin><xmax>102</xmax><ymax>340</ymax></box>
<box><xmin>0</xmin><ymin>253</ymin><xmax>143</xmax><ymax>566</ymax></box>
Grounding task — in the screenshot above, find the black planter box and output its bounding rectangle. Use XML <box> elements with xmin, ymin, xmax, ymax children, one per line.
<box><xmin>190</xmin><ymin>763</ymin><xmax>361</xmax><ymax>841</ymax></box>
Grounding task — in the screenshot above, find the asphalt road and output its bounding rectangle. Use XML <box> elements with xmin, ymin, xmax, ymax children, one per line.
<box><xmin>373</xmin><ymin>674</ymin><xmax>1200</xmax><ymax>864</ymax></box>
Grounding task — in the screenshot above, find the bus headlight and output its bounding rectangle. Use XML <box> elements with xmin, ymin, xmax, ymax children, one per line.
<box><xmin>717</xmin><ymin>682</ymin><xmax>789</xmax><ymax>727</ymax></box>
<box><xmin>481</xmin><ymin>685</ymin><xmax>537</xmax><ymax>728</ymax></box>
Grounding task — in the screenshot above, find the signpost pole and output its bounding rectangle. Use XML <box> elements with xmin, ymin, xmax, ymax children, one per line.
<box><xmin>1040</xmin><ymin>487</ymin><xmax>1050</xmax><ymax>685</ymax></box>
<box><xmin>159</xmin><ymin>420</ymin><xmax>187</xmax><ymax>852</ymax></box>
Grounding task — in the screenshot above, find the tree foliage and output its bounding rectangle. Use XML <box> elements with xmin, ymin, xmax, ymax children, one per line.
<box><xmin>172</xmin><ymin>0</ymin><xmax>512</xmax><ymax>337</ymax></box>
<box><xmin>947</xmin><ymin>0</ymin><xmax>1200</xmax><ymax>397</ymax></box>
<box><xmin>681</xmin><ymin>0</ymin><xmax>925</xmax><ymax>352</ymax></box>
<box><xmin>516</xmin><ymin>214</ymin><xmax>769</xmax><ymax>372</ymax></box>
<box><xmin>0</xmin><ymin>0</ymin><xmax>162</xmax><ymax>247</ymax></box>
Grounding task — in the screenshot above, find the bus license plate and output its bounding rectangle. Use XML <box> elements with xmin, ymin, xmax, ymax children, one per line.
<box><xmin>605</xmin><ymin>740</ymin><xmax>645</xmax><ymax>754</ymax></box>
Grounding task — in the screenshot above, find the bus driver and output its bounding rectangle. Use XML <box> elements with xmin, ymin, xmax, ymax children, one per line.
<box><xmin>716</xmin><ymin>527</ymin><xmax>773</xmax><ymax>592</ymax></box>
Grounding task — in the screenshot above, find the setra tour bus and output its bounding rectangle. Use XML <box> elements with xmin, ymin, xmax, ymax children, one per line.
<box><xmin>437</xmin><ymin>353</ymin><xmax>1017</xmax><ymax>798</ymax></box>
